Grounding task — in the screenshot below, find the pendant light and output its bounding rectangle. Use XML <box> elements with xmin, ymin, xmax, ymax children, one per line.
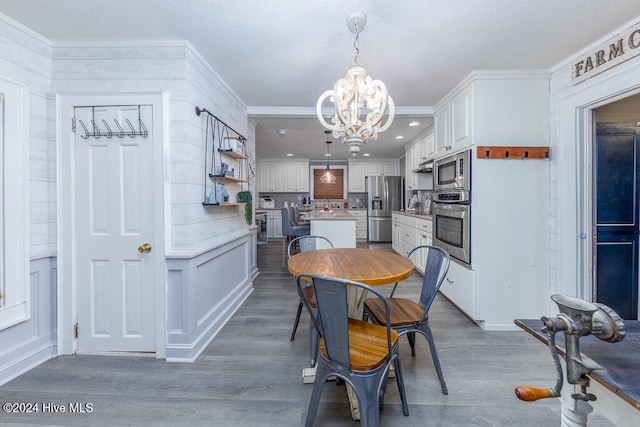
<box><xmin>316</xmin><ymin>10</ymin><xmax>395</xmax><ymax>157</ymax></box>
<box><xmin>320</xmin><ymin>130</ymin><xmax>337</xmax><ymax>184</ymax></box>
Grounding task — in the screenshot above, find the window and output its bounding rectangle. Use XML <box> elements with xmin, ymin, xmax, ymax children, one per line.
<box><xmin>0</xmin><ymin>77</ymin><xmax>30</xmax><ymax>330</ymax></box>
<box><xmin>313</xmin><ymin>169</ymin><xmax>344</xmax><ymax>199</ymax></box>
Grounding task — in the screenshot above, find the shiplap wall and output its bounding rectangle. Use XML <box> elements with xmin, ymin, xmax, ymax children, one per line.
<box><xmin>0</xmin><ymin>11</ymin><xmax>257</xmax><ymax>380</ymax></box>
<box><xmin>0</xmin><ymin>14</ymin><xmax>57</xmax><ymax>385</ymax></box>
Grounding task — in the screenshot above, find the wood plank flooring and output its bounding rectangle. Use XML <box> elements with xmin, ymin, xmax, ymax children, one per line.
<box><xmin>0</xmin><ymin>241</ymin><xmax>616</xmax><ymax>426</ymax></box>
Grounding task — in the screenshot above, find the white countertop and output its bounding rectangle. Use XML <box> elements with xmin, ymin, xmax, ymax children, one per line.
<box><xmin>393</xmin><ymin>211</ymin><xmax>433</xmax><ymax>220</ymax></box>
<box><xmin>306</xmin><ymin>209</ymin><xmax>357</xmax><ymax>221</ymax></box>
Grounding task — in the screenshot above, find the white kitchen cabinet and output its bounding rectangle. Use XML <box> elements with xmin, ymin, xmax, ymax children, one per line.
<box><xmin>348</xmin><ymin>160</ymin><xmax>400</xmax><ymax>192</ymax></box>
<box><xmin>424</xmin><ymin>132</ymin><xmax>435</xmax><ymax>159</ymax></box>
<box><xmin>434</xmin><ymin>79</ymin><xmax>473</xmax><ymax>158</ymax></box>
<box><xmin>258</xmin><ymin>160</ymin><xmax>309</xmax><ymax>193</ymax></box>
<box><xmin>405</xmin><ymin>136</ymin><xmax>432</xmax><ymax>191</ymax></box>
<box><xmin>434</xmin><ymin>105</ymin><xmax>450</xmax><ymax>157</ymax></box>
<box><xmin>266</xmin><ymin>210</ymin><xmax>282</xmax><ymax>238</ymax></box>
<box><xmin>391</xmin><ymin>213</ymin><xmax>402</xmax><ymax>253</ymax></box>
<box><xmin>451</xmin><ymin>85</ymin><xmax>473</xmax><ymax>150</ymax></box>
<box><xmin>431</xmin><ymin>71</ymin><xmax>550</xmax><ymax>330</ymax></box>
<box><xmin>348</xmin><ymin>161</ymin><xmax>366</xmax><ymax>192</ymax></box>
<box><xmin>347</xmin><ymin>210</ymin><xmax>368</xmax><ymax>240</ymax></box>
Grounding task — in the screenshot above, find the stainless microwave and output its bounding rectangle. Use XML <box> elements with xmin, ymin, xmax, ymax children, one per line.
<box><xmin>434</xmin><ymin>149</ymin><xmax>471</xmax><ymax>195</ymax></box>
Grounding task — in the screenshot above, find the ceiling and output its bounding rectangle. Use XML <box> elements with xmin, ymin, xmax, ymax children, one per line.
<box><xmin>1</xmin><ymin>0</ymin><xmax>638</xmax><ymax>160</ymax></box>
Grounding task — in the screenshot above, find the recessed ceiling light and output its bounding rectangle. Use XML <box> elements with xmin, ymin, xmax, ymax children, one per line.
<box><xmin>278</xmin><ymin>129</ymin><xmax>287</xmax><ymax>135</ymax></box>
<box><xmin>363</xmin><ymin>153</ymin><xmax>370</xmax><ymax>157</ymax></box>
<box><xmin>286</xmin><ymin>153</ymin><xmax>294</xmax><ymax>157</ymax></box>
<box><xmin>395</xmin><ymin>135</ymin><xmax>405</xmax><ymax>140</ymax></box>
<box><xmin>325</xmin><ymin>153</ymin><xmax>332</xmax><ymax>157</ymax></box>
<box><xmin>409</xmin><ymin>121</ymin><xmax>420</xmax><ymax>127</ymax></box>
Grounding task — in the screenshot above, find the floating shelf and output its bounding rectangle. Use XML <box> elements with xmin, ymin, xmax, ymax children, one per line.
<box><xmin>218</xmin><ymin>149</ymin><xmax>247</xmax><ymax>159</ymax></box>
<box><xmin>208</xmin><ymin>174</ymin><xmax>249</xmax><ymax>183</ymax></box>
<box><xmin>476</xmin><ymin>146</ymin><xmax>550</xmax><ymax>159</ymax></box>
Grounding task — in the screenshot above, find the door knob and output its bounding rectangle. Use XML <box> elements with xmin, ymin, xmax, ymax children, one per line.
<box><xmin>138</xmin><ymin>243</ymin><xmax>152</xmax><ymax>253</ymax></box>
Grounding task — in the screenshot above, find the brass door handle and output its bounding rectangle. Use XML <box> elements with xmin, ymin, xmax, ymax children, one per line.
<box><xmin>138</xmin><ymin>243</ymin><xmax>152</xmax><ymax>253</ymax></box>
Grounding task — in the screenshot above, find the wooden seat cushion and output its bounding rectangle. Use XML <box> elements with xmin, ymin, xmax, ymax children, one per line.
<box><xmin>365</xmin><ymin>297</ymin><xmax>425</xmax><ymax>327</ymax></box>
<box><xmin>301</xmin><ymin>286</ymin><xmax>316</xmax><ymax>307</ymax></box>
<box><xmin>319</xmin><ymin>318</ymin><xmax>399</xmax><ymax>371</ymax></box>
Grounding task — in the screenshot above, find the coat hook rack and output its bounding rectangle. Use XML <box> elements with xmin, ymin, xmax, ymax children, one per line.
<box><xmin>78</xmin><ymin>105</ymin><xmax>149</xmax><ymax>140</ymax></box>
<box><xmin>476</xmin><ymin>146</ymin><xmax>549</xmax><ymax>159</ymax></box>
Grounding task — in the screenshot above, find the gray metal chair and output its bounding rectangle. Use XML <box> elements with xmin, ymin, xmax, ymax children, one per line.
<box><xmin>297</xmin><ymin>273</ymin><xmax>409</xmax><ymax>427</ymax></box>
<box><xmin>364</xmin><ymin>245</ymin><xmax>450</xmax><ymax>395</ymax></box>
<box><xmin>281</xmin><ymin>207</ymin><xmax>310</xmax><ymax>267</ymax></box>
<box><xmin>288</xmin><ymin>236</ymin><xmax>333</xmax><ymax>368</ymax></box>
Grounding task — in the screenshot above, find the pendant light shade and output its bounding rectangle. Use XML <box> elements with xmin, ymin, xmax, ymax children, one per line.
<box><xmin>320</xmin><ymin>130</ymin><xmax>337</xmax><ymax>184</ymax></box>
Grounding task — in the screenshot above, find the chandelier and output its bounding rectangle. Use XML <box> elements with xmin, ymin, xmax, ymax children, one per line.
<box><xmin>320</xmin><ymin>130</ymin><xmax>337</xmax><ymax>184</ymax></box>
<box><xmin>316</xmin><ymin>10</ymin><xmax>395</xmax><ymax>157</ymax></box>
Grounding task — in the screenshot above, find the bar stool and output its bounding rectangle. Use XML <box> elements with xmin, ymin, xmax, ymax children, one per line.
<box><xmin>281</xmin><ymin>207</ymin><xmax>309</xmax><ymax>267</ymax></box>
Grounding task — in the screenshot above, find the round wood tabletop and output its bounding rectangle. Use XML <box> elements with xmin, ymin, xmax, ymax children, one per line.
<box><xmin>287</xmin><ymin>248</ymin><xmax>414</xmax><ymax>286</ymax></box>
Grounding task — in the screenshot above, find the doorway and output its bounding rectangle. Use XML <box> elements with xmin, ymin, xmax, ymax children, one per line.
<box><xmin>593</xmin><ymin>95</ymin><xmax>640</xmax><ymax>320</ymax></box>
<box><xmin>57</xmin><ymin>93</ymin><xmax>166</xmax><ymax>356</ymax></box>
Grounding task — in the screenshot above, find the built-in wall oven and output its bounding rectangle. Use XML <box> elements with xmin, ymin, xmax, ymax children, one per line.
<box><xmin>432</xmin><ymin>149</ymin><xmax>471</xmax><ymax>266</ymax></box>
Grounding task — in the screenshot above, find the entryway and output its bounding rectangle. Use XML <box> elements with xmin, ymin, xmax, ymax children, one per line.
<box><xmin>593</xmin><ymin>95</ymin><xmax>640</xmax><ymax>320</ymax></box>
<box><xmin>57</xmin><ymin>93</ymin><xmax>166</xmax><ymax>356</ymax></box>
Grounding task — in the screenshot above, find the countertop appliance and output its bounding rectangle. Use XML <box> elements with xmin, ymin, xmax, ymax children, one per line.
<box><xmin>259</xmin><ymin>197</ymin><xmax>274</xmax><ymax>209</ymax></box>
<box><xmin>366</xmin><ymin>176</ymin><xmax>402</xmax><ymax>242</ymax></box>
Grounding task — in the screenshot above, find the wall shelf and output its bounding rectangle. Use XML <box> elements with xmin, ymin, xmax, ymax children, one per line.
<box><xmin>476</xmin><ymin>146</ymin><xmax>550</xmax><ymax>159</ymax></box>
<box><xmin>208</xmin><ymin>174</ymin><xmax>249</xmax><ymax>183</ymax></box>
<box><xmin>196</xmin><ymin>106</ymin><xmax>248</xmax><ymax>205</ymax></box>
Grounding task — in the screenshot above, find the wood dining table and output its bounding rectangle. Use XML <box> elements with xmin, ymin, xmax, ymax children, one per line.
<box><xmin>287</xmin><ymin>247</ymin><xmax>415</xmax><ymax>420</ymax></box>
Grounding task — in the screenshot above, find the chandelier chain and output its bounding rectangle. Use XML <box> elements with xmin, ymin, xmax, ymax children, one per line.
<box><xmin>353</xmin><ymin>22</ymin><xmax>360</xmax><ymax>65</ymax></box>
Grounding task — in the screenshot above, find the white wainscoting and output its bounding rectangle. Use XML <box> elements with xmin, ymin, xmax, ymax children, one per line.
<box><xmin>165</xmin><ymin>232</ymin><xmax>254</xmax><ymax>362</ymax></box>
<box><xmin>0</xmin><ymin>257</ymin><xmax>57</xmax><ymax>386</ymax></box>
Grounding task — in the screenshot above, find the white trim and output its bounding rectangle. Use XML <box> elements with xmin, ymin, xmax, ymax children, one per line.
<box><xmin>0</xmin><ymin>75</ymin><xmax>30</xmax><ymax>330</ymax></box>
<box><xmin>56</xmin><ymin>92</ymin><xmax>167</xmax><ymax>357</ymax></box>
<box><xmin>554</xmin><ymin>55</ymin><xmax>640</xmax><ymax>302</ymax></box>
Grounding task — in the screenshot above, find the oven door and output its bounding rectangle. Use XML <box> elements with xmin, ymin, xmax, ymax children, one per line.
<box><xmin>432</xmin><ymin>203</ymin><xmax>471</xmax><ymax>266</ymax></box>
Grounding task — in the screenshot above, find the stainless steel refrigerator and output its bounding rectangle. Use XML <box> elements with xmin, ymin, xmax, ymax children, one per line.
<box><xmin>366</xmin><ymin>176</ymin><xmax>402</xmax><ymax>242</ymax></box>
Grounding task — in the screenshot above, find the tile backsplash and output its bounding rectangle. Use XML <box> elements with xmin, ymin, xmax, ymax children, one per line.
<box><xmin>258</xmin><ymin>193</ymin><xmax>367</xmax><ymax>209</ymax></box>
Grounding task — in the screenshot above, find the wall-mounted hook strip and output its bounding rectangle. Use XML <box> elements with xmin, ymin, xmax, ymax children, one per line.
<box><xmin>77</xmin><ymin>105</ymin><xmax>150</xmax><ymax>140</ymax></box>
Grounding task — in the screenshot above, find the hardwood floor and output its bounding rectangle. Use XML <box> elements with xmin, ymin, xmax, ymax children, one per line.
<box><xmin>0</xmin><ymin>241</ymin><xmax>615</xmax><ymax>426</ymax></box>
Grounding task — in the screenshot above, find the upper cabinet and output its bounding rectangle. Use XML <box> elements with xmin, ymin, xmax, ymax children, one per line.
<box><xmin>405</xmin><ymin>133</ymin><xmax>434</xmax><ymax>191</ymax></box>
<box><xmin>258</xmin><ymin>160</ymin><xmax>309</xmax><ymax>193</ymax></box>
<box><xmin>348</xmin><ymin>160</ymin><xmax>400</xmax><ymax>192</ymax></box>
<box><xmin>435</xmin><ymin>84</ymin><xmax>473</xmax><ymax>157</ymax></box>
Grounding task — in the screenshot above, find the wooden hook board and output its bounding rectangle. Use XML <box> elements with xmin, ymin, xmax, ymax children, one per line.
<box><xmin>477</xmin><ymin>146</ymin><xmax>549</xmax><ymax>159</ymax></box>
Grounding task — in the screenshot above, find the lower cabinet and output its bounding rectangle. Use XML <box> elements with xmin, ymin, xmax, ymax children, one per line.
<box><xmin>392</xmin><ymin>212</ymin><xmax>433</xmax><ymax>275</ymax></box>
<box><xmin>348</xmin><ymin>210</ymin><xmax>367</xmax><ymax>240</ymax></box>
<box><xmin>266</xmin><ymin>210</ymin><xmax>282</xmax><ymax>239</ymax></box>
<box><xmin>438</xmin><ymin>259</ymin><xmax>475</xmax><ymax>318</ymax></box>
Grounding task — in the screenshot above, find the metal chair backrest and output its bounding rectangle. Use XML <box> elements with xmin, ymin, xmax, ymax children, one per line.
<box><xmin>408</xmin><ymin>245</ymin><xmax>450</xmax><ymax>322</ymax></box>
<box><xmin>287</xmin><ymin>235</ymin><xmax>333</xmax><ymax>258</ymax></box>
<box><xmin>297</xmin><ymin>273</ymin><xmax>393</xmax><ymax>370</ymax></box>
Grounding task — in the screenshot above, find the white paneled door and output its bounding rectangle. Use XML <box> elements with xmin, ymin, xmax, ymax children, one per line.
<box><xmin>74</xmin><ymin>105</ymin><xmax>155</xmax><ymax>352</ymax></box>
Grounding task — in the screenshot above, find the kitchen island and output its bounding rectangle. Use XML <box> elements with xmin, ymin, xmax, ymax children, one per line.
<box><xmin>306</xmin><ymin>209</ymin><xmax>357</xmax><ymax>248</ymax></box>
